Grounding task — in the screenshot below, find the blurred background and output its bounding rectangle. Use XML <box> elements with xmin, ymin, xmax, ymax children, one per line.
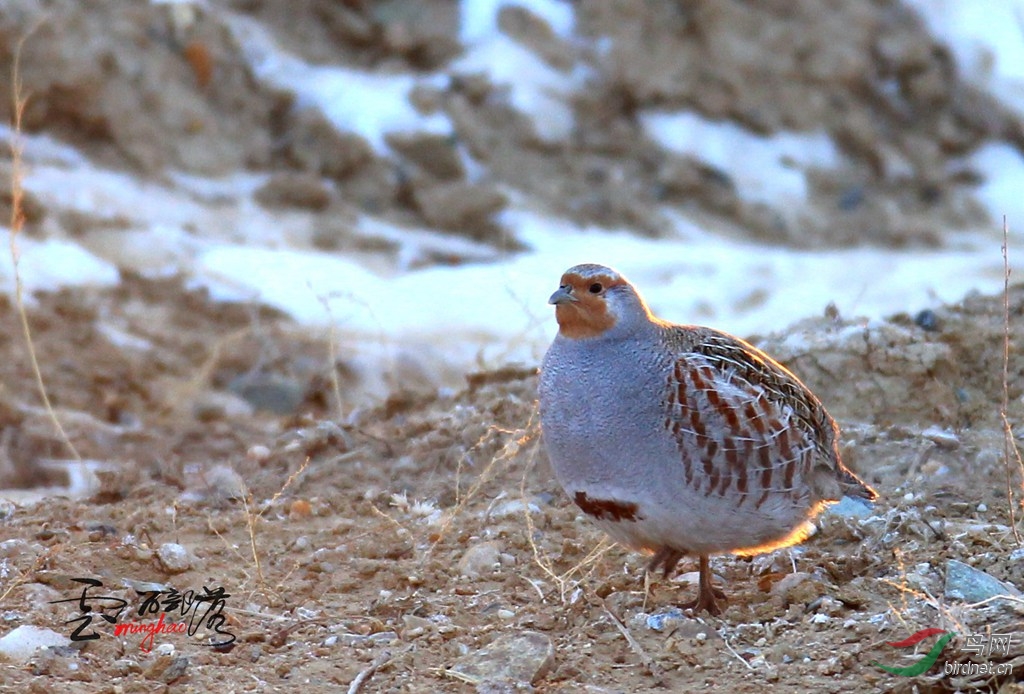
<box><xmin>1</xmin><ymin>0</ymin><xmax>1023</xmax><ymax>405</ymax></box>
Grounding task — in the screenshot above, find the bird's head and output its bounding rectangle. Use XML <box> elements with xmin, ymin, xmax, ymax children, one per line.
<box><xmin>548</xmin><ymin>264</ymin><xmax>654</xmax><ymax>339</ymax></box>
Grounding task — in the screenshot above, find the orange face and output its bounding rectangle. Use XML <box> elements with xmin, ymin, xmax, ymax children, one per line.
<box><xmin>550</xmin><ymin>271</ymin><xmax>628</xmax><ymax>339</ymax></box>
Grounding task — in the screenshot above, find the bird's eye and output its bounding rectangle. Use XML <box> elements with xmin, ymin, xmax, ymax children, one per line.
<box><xmin>589</xmin><ymin>283</ymin><xmax>603</xmax><ymax>294</ymax></box>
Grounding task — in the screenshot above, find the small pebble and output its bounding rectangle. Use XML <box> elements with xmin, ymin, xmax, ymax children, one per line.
<box><xmin>914</xmin><ymin>309</ymin><xmax>940</xmax><ymax>331</ymax></box>
<box><xmin>922</xmin><ymin>425</ymin><xmax>959</xmax><ymax>450</ymax></box>
<box><xmin>228</xmin><ymin>374</ymin><xmax>304</xmax><ymax>415</ymax></box>
<box><xmin>145</xmin><ymin>654</ymin><xmax>189</xmax><ymax>684</ymax></box>
<box><xmin>645</xmin><ymin>608</ymin><xmax>687</xmax><ymax>632</ymax></box>
<box><xmin>247</xmin><ymin>445</ymin><xmax>272</xmax><ymax>463</ymax></box>
<box><xmin>449</xmin><ymin>631</ymin><xmax>554</xmax><ymax>686</ymax></box>
<box><xmin>198</xmin><ymin>464</ymin><xmax>247</xmax><ymax>501</ymax></box>
<box><xmin>289</xmin><ymin>499</ymin><xmax>313</xmax><ymax>519</ymax></box>
<box><xmin>156</xmin><ymin>543</ymin><xmax>192</xmax><ymax>574</ymax></box>
<box><xmin>458</xmin><ymin>541</ymin><xmax>502</xmax><ymax>578</ymax></box>
<box><xmin>770</xmin><ymin>571</ymin><xmax>811</xmax><ymax>600</ymax></box>
<box><xmin>487</xmin><ymin>500</ymin><xmax>541</xmax><ymax>518</ymax></box>
<box><xmin>944</xmin><ymin>559</ymin><xmax>1022</xmax><ymax>603</ymax></box>
<box><xmin>338</xmin><ymin>631</ymin><xmax>398</xmax><ymax>647</ymax></box>
<box><xmin>402</xmin><ymin>615</ymin><xmax>433</xmax><ymax>634</ymax></box>
<box><xmin>827</xmin><ymin>497</ymin><xmax>874</xmax><ymax>518</ymax></box>
<box><xmin>837</xmin><ymin>187</ymin><xmax>864</xmax><ymax>211</ymax></box>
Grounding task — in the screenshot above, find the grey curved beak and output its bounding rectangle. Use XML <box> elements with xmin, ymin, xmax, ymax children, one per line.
<box><xmin>548</xmin><ymin>286</ymin><xmax>577</xmax><ymax>305</ymax></box>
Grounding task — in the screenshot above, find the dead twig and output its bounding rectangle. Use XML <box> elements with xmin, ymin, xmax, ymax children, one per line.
<box><xmin>602</xmin><ymin>599</ymin><xmax>661</xmax><ymax>677</ymax></box>
<box><xmin>347</xmin><ymin>649</ymin><xmax>394</xmax><ymax>694</ymax></box>
<box><xmin>722</xmin><ymin>635</ymin><xmax>755</xmax><ymax>671</ymax></box>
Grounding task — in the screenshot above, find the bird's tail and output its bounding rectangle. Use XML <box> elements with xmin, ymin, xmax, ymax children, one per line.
<box><xmin>838</xmin><ymin>465</ymin><xmax>878</xmax><ymax>501</ymax></box>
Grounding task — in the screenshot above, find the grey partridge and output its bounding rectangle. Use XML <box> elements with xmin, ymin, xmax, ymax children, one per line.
<box><xmin>538</xmin><ymin>263</ymin><xmax>877</xmax><ymax>615</ymax></box>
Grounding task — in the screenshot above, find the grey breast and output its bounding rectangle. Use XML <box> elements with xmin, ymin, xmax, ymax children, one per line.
<box><xmin>540</xmin><ymin>335</ymin><xmax>673</xmax><ymax>489</ymax></box>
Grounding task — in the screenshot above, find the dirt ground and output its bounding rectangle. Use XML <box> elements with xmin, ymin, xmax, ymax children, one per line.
<box><xmin>0</xmin><ymin>0</ymin><xmax>1023</xmax><ymax>693</ymax></box>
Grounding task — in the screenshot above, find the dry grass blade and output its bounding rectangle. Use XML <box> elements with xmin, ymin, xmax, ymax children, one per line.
<box><xmin>0</xmin><ymin>544</ymin><xmax>59</xmax><ymax>605</ymax></box>
<box><xmin>240</xmin><ymin>491</ymin><xmax>268</xmax><ymax>591</ymax></box>
<box><xmin>7</xmin><ymin>22</ymin><xmax>81</xmax><ymax>464</ymax></box>
<box><xmin>1000</xmin><ymin>216</ymin><xmax>1023</xmax><ymax>545</ymax></box>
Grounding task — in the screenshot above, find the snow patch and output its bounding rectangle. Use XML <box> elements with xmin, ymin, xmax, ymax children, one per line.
<box><xmin>641</xmin><ymin>111</ymin><xmax>840</xmax><ymax>204</ymax></box>
<box><xmin>226</xmin><ymin>15</ymin><xmax>451</xmax><ymax>153</ymax></box>
<box><xmin>454</xmin><ymin>34</ymin><xmax>577</xmax><ymax>142</ymax></box>
<box><xmin>0</xmin><ymin>231</ymin><xmax>119</xmax><ymax>295</ymax></box>
<box><xmin>967</xmin><ymin>142</ymin><xmax>1024</xmax><ymax>224</ymax></box>
<box><xmin>906</xmin><ymin>0</ymin><xmax>1024</xmax><ymax>115</ymax></box>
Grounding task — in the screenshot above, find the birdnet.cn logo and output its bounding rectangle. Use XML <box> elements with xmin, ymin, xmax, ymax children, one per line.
<box><xmin>872</xmin><ymin>628</ymin><xmax>1016</xmax><ymax>678</ymax></box>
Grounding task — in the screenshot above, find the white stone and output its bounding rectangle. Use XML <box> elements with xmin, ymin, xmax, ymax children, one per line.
<box><xmin>0</xmin><ymin>625</ymin><xmax>70</xmax><ymax>662</ymax></box>
<box><xmin>156</xmin><ymin>543</ymin><xmax>193</xmax><ymax>574</ymax></box>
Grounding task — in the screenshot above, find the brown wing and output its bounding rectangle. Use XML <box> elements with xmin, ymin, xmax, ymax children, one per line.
<box><xmin>662</xmin><ymin>327</ymin><xmax>876</xmax><ymax>507</ymax></box>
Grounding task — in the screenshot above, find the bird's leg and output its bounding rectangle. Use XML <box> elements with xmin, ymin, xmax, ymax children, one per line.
<box><xmin>679</xmin><ymin>554</ymin><xmax>727</xmax><ymax>616</ymax></box>
<box><xmin>647</xmin><ymin>549</ymin><xmax>726</xmax><ymax>615</ymax></box>
<box><xmin>647</xmin><ymin>547</ymin><xmax>684</xmax><ymax>578</ymax></box>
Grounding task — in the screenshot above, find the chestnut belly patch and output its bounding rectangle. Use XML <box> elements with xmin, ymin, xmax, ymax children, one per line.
<box><xmin>573</xmin><ymin>491</ymin><xmax>641</xmax><ymax>522</ymax></box>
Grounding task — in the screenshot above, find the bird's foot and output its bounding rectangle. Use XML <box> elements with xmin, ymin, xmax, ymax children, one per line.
<box><xmin>679</xmin><ymin>583</ymin><xmax>727</xmax><ymax>616</ymax></box>
<box><xmin>680</xmin><ymin>554</ymin><xmax>727</xmax><ymax>616</ymax></box>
